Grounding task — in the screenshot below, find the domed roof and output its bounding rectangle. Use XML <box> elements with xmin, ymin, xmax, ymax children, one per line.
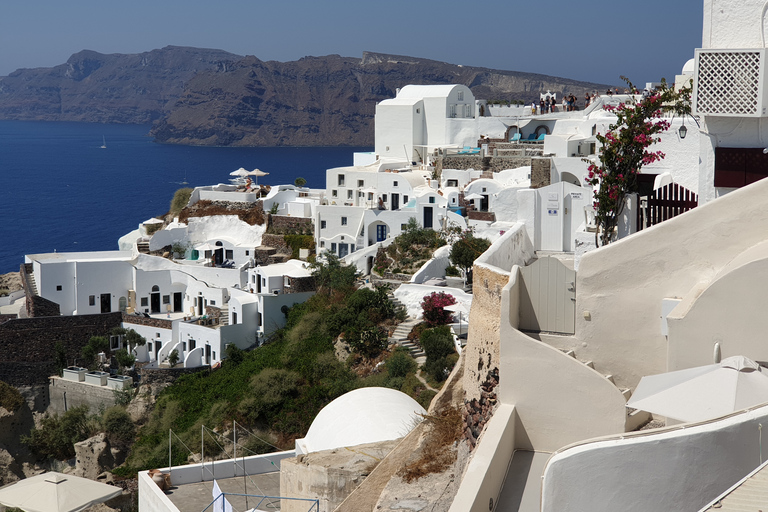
<box><xmin>296</xmin><ymin>387</ymin><xmax>426</xmax><ymax>454</ymax></box>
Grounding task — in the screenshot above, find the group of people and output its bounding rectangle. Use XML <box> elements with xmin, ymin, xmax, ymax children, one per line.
<box><xmin>532</xmin><ymin>92</ymin><xmax>581</xmax><ymax>114</ymax></box>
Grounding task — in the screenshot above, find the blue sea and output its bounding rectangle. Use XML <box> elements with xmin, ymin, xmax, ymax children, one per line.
<box><xmin>0</xmin><ymin>121</ymin><xmax>370</xmax><ymax>274</ymax></box>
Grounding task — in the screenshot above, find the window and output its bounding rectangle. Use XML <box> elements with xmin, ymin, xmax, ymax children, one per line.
<box><xmin>338</xmin><ymin>174</ymin><xmax>345</xmax><ymax>186</ymax></box>
<box><xmin>141</xmin><ymin>297</ymin><xmax>148</xmax><ymax>307</ymax></box>
<box><xmin>464</xmin><ymin>104</ymin><xmax>471</xmax><ymax>117</ymax></box>
<box><xmin>183</xmin><ymin>342</ymin><xmax>187</xmax><ymax>351</ymax></box>
<box><xmin>245</xmin><ymin>250</ymin><xmax>249</xmax><ymax>256</ymax></box>
<box><xmin>210</xmin><ymin>300</ymin><xmax>216</xmax><ymax>306</ymax></box>
<box><xmin>450</xmin><ymin>104</ymin><xmax>457</xmax><ymax>117</ymax></box>
<box><xmin>403</xmin><ymin>195</ymin><xmax>408</xmax><ymax>204</ymax></box>
<box><xmin>331</xmin><ymin>243</ymin><xmax>337</xmax><ymax>253</ymax></box>
<box><xmin>341</xmin><ymin>217</ymin><xmax>347</xmax><ymax>226</ymax></box>
<box><xmin>320</xmin><ymin>241</ymin><xmax>325</xmax><ymax>248</ymax></box>
<box><xmin>252</xmin><ymin>275</ymin><xmax>256</xmax><ymax>283</ymax></box>
<box><xmin>351</xmin><ymin>244</ymin><xmax>355</xmax><ymax>252</ymax></box>
<box><xmin>225</xmin><ymin>250</ymin><xmax>233</xmax><ymax>260</ymax></box>
<box><xmin>458</xmin><ymin>91</ymin><xmax>464</xmax><ymax>101</ymax></box>
<box><xmin>482</xmin><ymin>187</ymin><xmax>487</xmax><ymax>192</ymax></box>
<box><xmin>258</xmin><ymin>313</ymin><xmax>262</xmax><ymax>327</ymax></box>
<box><xmin>429</xmin><ymin>196</ymin><xmax>436</xmax><ymax>203</ymax></box>
<box><xmin>213</xmin><ymin>352</ymin><xmax>216</xmax><ymax>360</ymax></box>
<box><xmin>382</xmin><ymin>194</ymin><xmax>387</xmax><ymax>202</ymax></box>
<box><xmin>416</xmin><ymin>108</ymin><xmax>420</xmax><ymax>114</ymax></box>
<box><xmin>89</xmin><ymin>295</ymin><xmax>95</xmax><ymax>306</ymax></box>
<box><xmin>156</xmin><ymin>332</ymin><xmax>160</xmax><ymax>338</ymax></box>
<box><xmin>56</xmin><ymin>285</ymin><xmax>62</xmax><ymax>291</ymax></box>
<box><xmin>163</xmin><ymin>295</ymin><xmax>170</xmax><ymax>304</ymax></box>
<box><xmin>447</xmin><ymin>179</ymin><xmax>458</xmax><ymax>187</ymax></box>
<box><xmin>332</xmin><ymin>190</ymin><xmax>337</xmax><ymax>197</ymax></box>
<box><xmin>284</xmin><ymin>276</ymin><xmax>290</xmax><ymax>287</ymax></box>
<box><xmin>347</xmin><ymin>190</ymin><xmax>353</xmax><ymax>199</ymax></box>
<box><xmin>393</xmin><ymin>181</ymin><xmax>398</xmax><ymax>187</ymax></box>
<box><xmin>321</xmin><ymin>220</ymin><xmax>326</xmax><ymax>229</ymax></box>
<box><xmin>368</xmin><ymin>193</ymin><xmax>373</xmax><ymax>200</ymax></box>
<box><xmin>358</xmin><ymin>180</ymin><xmax>364</xmax><ymax>187</ymax></box>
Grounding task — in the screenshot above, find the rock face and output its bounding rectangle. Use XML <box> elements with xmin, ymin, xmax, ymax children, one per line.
<box><xmin>0</xmin><ymin>48</ymin><xmax>612</xmax><ymax>146</ymax></box>
<box><xmin>74</xmin><ymin>433</ymin><xmax>115</xmax><ymax>480</ymax></box>
<box><xmin>151</xmin><ymin>51</ymin><xmax>612</xmax><ymax>147</ymax></box>
<box><xmin>0</xmin><ymin>46</ymin><xmax>242</xmax><ymax>124</ymax></box>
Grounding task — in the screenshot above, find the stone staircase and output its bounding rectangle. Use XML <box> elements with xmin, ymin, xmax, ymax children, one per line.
<box><xmin>137</xmin><ymin>241</ymin><xmax>150</xmax><ymax>254</ymax></box>
<box><xmin>24</xmin><ymin>264</ymin><xmax>38</xmax><ymax>296</ymax></box>
<box><xmin>219</xmin><ymin>303</ymin><xmax>230</xmax><ymax>327</ymax></box>
<box><xmin>557</xmin><ymin>347</ymin><xmax>649</xmax><ymax>430</ymax></box>
<box><xmin>389</xmin><ymin>317</ymin><xmax>425</xmax><ymax>362</ymax></box>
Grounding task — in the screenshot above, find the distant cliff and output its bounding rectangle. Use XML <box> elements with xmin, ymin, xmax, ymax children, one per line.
<box><xmin>0</xmin><ymin>46</ymin><xmax>241</xmax><ymax>124</ymax></box>
<box><xmin>0</xmin><ymin>48</ymin><xmax>613</xmax><ymax>146</ymax></box>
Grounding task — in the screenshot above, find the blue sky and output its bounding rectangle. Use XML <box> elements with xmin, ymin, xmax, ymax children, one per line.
<box><xmin>0</xmin><ymin>0</ymin><xmax>703</xmax><ymax>86</ymax></box>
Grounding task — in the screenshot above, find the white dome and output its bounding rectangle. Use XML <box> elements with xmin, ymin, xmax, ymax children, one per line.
<box><xmin>682</xmin><ymin>58</ymin><xmax>695</xmax><ymax>75</ymax></box>
<box><xmin>296</xmin><ymin>387</ymin><xmax>426</xmax><ymax>454</ymax></box>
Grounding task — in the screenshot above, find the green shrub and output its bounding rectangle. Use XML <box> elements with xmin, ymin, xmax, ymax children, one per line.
<box><xmin>102</xmin><ymin>406</ymin><xmax>135</xmax><ymax>450</ymax></box>
<box><xmin>420</xmin><ymin>326</ymin><xmax>455</xmax><ymax>361</ymax></box>
<box><xmin>386</xmin><ymin>349</ymin><xmax>417</xmax><ymax>378</ymax></box>
<box><xmin>0</xmin><ymin>381</ymin><xmax>25</xmax><ymax>413</ymax></box>
<box><xmin>81</xmin><ymin>336</ymin><xmax>110</xmax><ymax>369</ymax></box>
<box><xmin>284</xmin><ymin>234</ymin><xmax>315</xmax><ymax>259</ymax></box>
<box><xmin>170</xmin><ymin>188</ymin><xmax>193</xmax><ymax>216</ymax></box>
<box><xmin>22</xmin><ymin>405</ymin><xmax>97</xmax><ymax>460</ymax></box>
<box><xmin>444</xmin><ymin>266</ymin><xmax>461</xmax><ymax>277</ymax></box>
<box><xmin>168</xmin><ymin>349</ymin><xmax>179</xmax><ymax>368</ymax></box>
<box><xmin>114</xmin><ymin>348</ymin><xmax>135</xmax><ymax>370</ymax></box>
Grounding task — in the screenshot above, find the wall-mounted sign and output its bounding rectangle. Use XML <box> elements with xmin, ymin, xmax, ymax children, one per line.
<box><xmin>548</xmin><ymin>209</ymin><xmax>559</xmax><ymax>216</ymax></box>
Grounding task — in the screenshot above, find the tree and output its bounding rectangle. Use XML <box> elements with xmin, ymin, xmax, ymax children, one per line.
<box><xmin>421</xmin><ymin>291</ymin><xmax>456</xmax><ymax>327</ymax></box>
<box><xmin>81</xmin><ymin>336</ymin><xmax>110</xmax><ymax>368</ymax></box>
<box><xmin>114</xmin><ymin>348</ymin><xmax>135</xmax><ymax>371</ymax></box>
<box><xmin>168</xmin><ymin>349</ymin><xmax>179</xmax><ymax>368</ymax></box>
<box><xmin>585</xmin><ymin>77</ymin><xmax>691</xmax><ymax>246</ymax></box>
<box><xmin>449</xmin><ymin>230</ymin><xmax>491</xmax><ymax>283</ymax></box>
<box><xmin>294</xmin><ymin>177</ymin><xmax>307</xmax><ymax>188</ymax></box>
<box><xmin>310</xmin><ymin>253</ymin><xmax>359</xmax><ymax>295</ymax></box>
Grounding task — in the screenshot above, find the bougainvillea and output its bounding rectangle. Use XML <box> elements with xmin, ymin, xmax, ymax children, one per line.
<box><xmin>421</xmin><ymin>291</ymin><xmax>457</xmax><ymax>327</ymax></box>
<box><xmin>585</xmin><ymin>77</ymin><xmax>691</xmax><ymax>246</ymax></box>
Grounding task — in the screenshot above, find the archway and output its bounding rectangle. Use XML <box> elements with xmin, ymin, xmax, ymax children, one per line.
<box><xmin>150</xmin><ymin>285</ymin><xmax>161</xmax><ymax>314</ymax></box>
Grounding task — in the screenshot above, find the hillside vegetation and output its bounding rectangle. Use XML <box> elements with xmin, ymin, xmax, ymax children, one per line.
<box><xmin>119</xmin><ymin>256</ymin><xmax>434</xmax><ymax>473</ymax></box>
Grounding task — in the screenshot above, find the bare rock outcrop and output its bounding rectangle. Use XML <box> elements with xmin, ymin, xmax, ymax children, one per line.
<box><xmin>74</xmin><ymin>433</ymin><xmax>115</xmax><ymax>480</ymax></box>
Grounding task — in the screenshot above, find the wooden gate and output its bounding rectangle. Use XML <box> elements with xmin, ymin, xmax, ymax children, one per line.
<box><xmin>519</xmin><ymin>256</ymin><xmax>576</xmax><ymax>334</ymax></box>
<box><xmin>637</xmin><ymin>183</ymin><xmax>698</xmax><ymax>231</ymax></box>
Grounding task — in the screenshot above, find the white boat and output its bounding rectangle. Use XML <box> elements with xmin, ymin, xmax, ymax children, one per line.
<box><xmin>100</xmin><ymin>136</ymin><xmax>106</xmax><ymax>149</ymax></box>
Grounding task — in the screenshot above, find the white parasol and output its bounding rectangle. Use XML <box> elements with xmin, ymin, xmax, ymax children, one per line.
<box><xmin>0</xmin><ymin>472</ymin><xmax>122</xmax><ymax>512</ymax></box>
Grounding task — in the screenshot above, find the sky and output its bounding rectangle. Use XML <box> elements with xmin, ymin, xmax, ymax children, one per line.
<box><xmin>0</xmin><ymin>0</ymin><xmax>703</xmax><ymax>87</ymax></box>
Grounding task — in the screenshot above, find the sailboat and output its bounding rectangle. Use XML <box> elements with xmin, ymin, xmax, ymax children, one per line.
<box><xmin>100</xmin><ymin>136</ymin><xmax>107</xmax><ymax>149</ymax></box>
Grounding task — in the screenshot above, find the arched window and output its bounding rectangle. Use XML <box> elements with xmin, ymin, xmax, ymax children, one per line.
<box><xmin>151</xmin><ymin>285</ymin><xmax>160</xmax><ymax>292</ymax></box>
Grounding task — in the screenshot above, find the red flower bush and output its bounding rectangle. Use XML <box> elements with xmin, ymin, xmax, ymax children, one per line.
<box><xmin>421</xmin><ymin>292</ymin><xmax>457</xmax><ymax>327</ymax></box>
<box><xmin>585</xmin><ymin>77</ymin><xmax>691</xmax><ymax>246</ymax></box>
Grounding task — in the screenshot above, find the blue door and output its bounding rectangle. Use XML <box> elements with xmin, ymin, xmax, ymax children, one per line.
<box><xmin>376</xmin><ymin>224</ymin><xmax>387</xmax><ymax>242</ymax></box>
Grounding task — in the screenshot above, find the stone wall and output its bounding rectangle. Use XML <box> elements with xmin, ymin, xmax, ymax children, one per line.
<box><xmin>442</xmin><ymin>155</ymin><xmax>536</xmax><ymax>173</ymax></box>
<box><xmin>47</xmin><ymin>376</ymin><xmax>121</xmax><ymax>415</ymax></box>
<box><xmin>268</xmin><ymin>215</ymin><xmax>313</xmax><ymax>235</ymax></box>
<box><xmin>467</xmin><ymin>211</ymin><xmax>496</xmax><ymax>222</ymax></box>
<box><xmin>261</xmin><ymin>234</ymin><xmax>290</xmax><ymax>251</ymax></box>
<box><xmin>531</xmin><ymin>157</ymin><xmax>552</xmax><ymax>188</ymax></box>
<box><xmin>138</xmin><ymin>365</ymin><xmax>209</xmax><ymax>386</ymax></box>
<box><xmin>121</xmin><ymin>314</ymin><xmax>173</xmax><ymax>330</ymax></box>
<box><xmin>462</xmin><ymin>264</ymin><xmax>508</xmax><ymax>402</ymax></box>
<box><xmin>0</xmin><ymin>313</ymin><xmax>123</xmax><ymax>386</ymax></box>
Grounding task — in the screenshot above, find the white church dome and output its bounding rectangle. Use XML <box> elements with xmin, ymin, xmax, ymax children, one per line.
<box><xmin>296</xmin><ymin>387</ymin><xmax>426</xmax><ymax>454</ymax></box>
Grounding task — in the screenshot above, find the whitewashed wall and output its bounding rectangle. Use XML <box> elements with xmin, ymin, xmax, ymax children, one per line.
<box><xmin>541</xmin><ymin>404</ymin><xmax>768</xmax><ymax>512</ymax></box>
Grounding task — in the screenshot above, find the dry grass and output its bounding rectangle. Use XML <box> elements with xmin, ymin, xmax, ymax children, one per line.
<box><xmin>179</xmin><ymin>200</ymin><xmax>265</xmax><ymax>226</ymax></box>
<box><xmin>397</xmin><ymin>405</ymin><xmax>463</xmax><ymax>483</ymax></box>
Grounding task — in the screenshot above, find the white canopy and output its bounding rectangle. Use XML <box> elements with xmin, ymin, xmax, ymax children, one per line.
<box><xmin>627</xmin><ymin>356</ymin><xmax>768</xmax><ymax>423</ymax></box>
<box><xmin>142</xmin><ymin>217</ymin><xmax>164</xmax><ymax>225</ymax></box>
<box><xmin>247</xmin><ymin>169</ymin><xmax>269</xmax><ymax>177</ymax></box>
<box><xmin>230</xmin><ymin>167</ymin><xmax>250</xmax><ymax>177</ymax></box>
<box><xmin>464</xmin><ymin>193</ymin><xmax>483</xmax><ymax>201</ymax></box>
<box><xmin>444</xmin><ymin>303</ymin><xmax>469</xmax><ymax>314</ymax></box>
<box><xmin>0</xmin><ymin>472</ymin><xmax>122</xmax><ymax>512</ymax></box>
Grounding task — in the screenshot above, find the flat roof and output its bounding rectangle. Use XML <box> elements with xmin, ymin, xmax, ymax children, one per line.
<box><xmin>26</xmin><ymin>251</ymin><xmax>134</xmax><ymax>264</ymax></box>
<box><xmin>165</xmin><ymin>472</ymin><xmax>281</xmax><ymax>512</ymax></box>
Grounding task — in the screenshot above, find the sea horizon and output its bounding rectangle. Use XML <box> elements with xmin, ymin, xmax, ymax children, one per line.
<box><xmin>0</xmin><ymin>120</ymin><xmax>371</xmax><ymax>274</ymax></box>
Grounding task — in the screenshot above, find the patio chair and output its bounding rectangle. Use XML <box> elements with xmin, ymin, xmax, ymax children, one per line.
<box><xmin>510</xmin><ymin>133</ymin><xmax>522</xmax><ymax>142</ymax></box>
